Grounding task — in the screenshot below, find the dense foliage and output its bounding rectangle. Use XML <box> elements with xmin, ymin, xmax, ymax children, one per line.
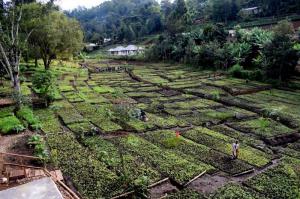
<box><xmin>68</xmin><ymin>0</ymin><xmax>300</xmax><ymax>43</ymax></box>
<box><xmin>32</xmin><ymin>70</ymin><xmax>57</xmax><ymax>104</ymax></box>
<box><xmin>148</xmin><ymin>21</ymin><xmax>299</xmax><ymax>82</ymax></box>
<box><xmin>68</xmin><ymin>0</ymin><xmax>163</xmax><ymax>43</ymax></box>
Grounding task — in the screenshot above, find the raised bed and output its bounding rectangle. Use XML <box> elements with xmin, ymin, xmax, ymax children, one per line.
<box><xmin>67</xmin><ymin>122</ymin><xmax>96</xmax><ymax>136</ymax></box>
<box><xmin>57</xmin><ymin>108</ymin><xmax>86</xmax><ymax>125</ymax></box>
<box><xmin>83</xmin><ymin>136</ymin><xmax>161</xmax><ymax>184</ymax></box>
<box><xmin>244</xmin><ymin>157</ymin><xmax>300</xmax><ymax>199</ymax></box>
<box><xmin>34</xmin><ymin>109</ymin><xmax>62</xmax><ymax>134</ymax></box>
<box><xmin>91</xmin><ymin>118</ymin><xmax>123</xmax><ymax>133</ymax></box>
<box><xmin>164</xmin><ymin>99</ymin><xmax>220</xmax><ymax>110</ymax></box>
<box><xmin>63</xmin><ymin>91</ymin><xmax>85</xmax><ymax>103</ymax></box>
<box><xmin>228</xmin><ymin>117</ymin><xmax>296</xmax><ymax>140</ymax></box>
<box><xmin>143</xmin><ymin>130</ymin><xmax>254</xmax><ymax>175</ymax></box>
<box><xmin>112</xmin><ymin>134</ymin><xmax>210</xmax><ymax>186</ymax></box>
<box><xmin>78</xmin><ymin>92</ymin><xmax>110</xmax><ymax>104</ymax></box>
<box><xmin>211</xmin><ymin>183</ymin><xmax>263</xmax><ymax>199</ymax></box>
<box><xmin>183</xmin><ymin>127</ymin><xmax>271</xmax><ymax>167</ymax></box>
<box><xmin>92</xmin><ymin>85</ymin><xmax>116</xmax><ymax>94</ymax></box>
<box><xmin>211</xmin><ymin>125</ymin><xmax>268</xmax><ymax>153</ymax></box>
<box><xmin>47</xmin><ymin>132</ymin><xmax>122</xmax><ymax>198</ymax></box>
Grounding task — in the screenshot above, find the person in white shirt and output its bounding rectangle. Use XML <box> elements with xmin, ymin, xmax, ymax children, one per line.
<box><xmin>232</xmin><ymin>140</ymin><xmax>239</xmax><ymax>159</ymax></box>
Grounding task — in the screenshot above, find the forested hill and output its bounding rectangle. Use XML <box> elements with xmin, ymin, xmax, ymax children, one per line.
<box><xmin>67</xmin><ymin>0</ymin><xmax>163</xmax><ymax>43</ymax></box>
<box><xmin>68</xmin><ymin>0</ymin><xmax>300</xmax><ymax>43</ymax></box>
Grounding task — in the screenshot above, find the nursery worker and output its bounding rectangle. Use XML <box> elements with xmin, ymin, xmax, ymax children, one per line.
<box><xmin>232</xmin><ymin>140</ymin><xmax>239</xmax><ymax>159</ymax></box>
<box><xmin>140</xmin><ymin>110</ymin><xmax>149</xmax><ymax>122</ymax></box>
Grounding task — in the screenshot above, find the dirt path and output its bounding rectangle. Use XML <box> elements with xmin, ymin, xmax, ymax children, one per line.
<box><xmin>188</xmin><ymin>158</ymin><xmax>281</xmax><ymax>196</ymax></box>
<box><xmin>0</xmin><ymin>130</ymin><xmax>34</xmax><ymax>154</ymax></box>
<box><xmin>149</xmin><ymin>180</ymin><xmax>178</xmax><ymax>198</ymax></box>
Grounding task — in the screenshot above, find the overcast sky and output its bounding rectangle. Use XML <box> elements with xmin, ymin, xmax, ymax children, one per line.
<box><xmin>54</xmin><ymin>0</ymin><xmax>163</xmax><ymax>11</ymax></box>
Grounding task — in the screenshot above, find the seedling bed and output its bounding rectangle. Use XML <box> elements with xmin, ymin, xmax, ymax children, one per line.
<box><xmin>143</xmin><ymin>130</ymin><xmax>254</xmax><ymax>175</ymax></box>
<box><xmin>47</xmin><ymin>132</ymin><xmax>122</xmax><ymax>198</ymax></box>
<box><xmin>57</xmin><ymin>108</ymin><xmax>86</xmax><ymax>125</ymax></box>
<box><xmin>183</xmin><ymin>128</ymin><xmax>271</xmax><ymax>167</ymax></box>
<box><xmin>112</xmin><ymin>134</ymin><xmax>210</xmax><ymax>185</ymax></box>
<box><xmin>244</xmin><ymin>157</ymin><xmax>300</xmax><ymax>199</ymax></box>
<box><xmin>83</xmin><ymin>136</ymin><xmax>162</xmax><ymax>184</ymax></box>
<box><xmin>227</xmin><ymin>118</ymin><xmax>295</xmax><ymax>139</ymax></box>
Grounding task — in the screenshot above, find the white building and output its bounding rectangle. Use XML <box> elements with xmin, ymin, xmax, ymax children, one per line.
<box><xmin>104</xmin><ymin>38</ymin><xmax>111</xmax><ymax>43</ymax></box>
<box><xmin>108</xmin><ymin>45</ymin><xmax>144</xmax><ymax>56</ymax></box>
<box><xmin>85</xmin><ymin>43</ymin><xmax>98</xmax><ymax>51</ymax></box>
<box><xmin>240</xmin><ymin>7</ymin><xmax>262</xmax><ymax>16</ymax></box>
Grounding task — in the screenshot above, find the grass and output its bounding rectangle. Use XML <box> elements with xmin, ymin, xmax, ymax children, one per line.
<box><xmin>0</xmin><ymin>116</ymin><xmax>25</xmax><ymax>134</ymax></box>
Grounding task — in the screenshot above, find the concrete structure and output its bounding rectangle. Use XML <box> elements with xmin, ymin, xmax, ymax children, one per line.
<box><xmin>108</xmin><ymin>45</ymin><xmax>144</xmax><ymax>56</ymax></box>
<box><xmin>0</xmin><ymin>177</ymin><xmax>63</xmax><ymax>199</ymax></box>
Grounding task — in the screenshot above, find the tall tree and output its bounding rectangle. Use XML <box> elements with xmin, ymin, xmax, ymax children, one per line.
<box><xmin>161</xmin><ymin>0</ymin><xmax>172</xmax><ymax>18</ymax></box>
<box><xmin>31</xmin><ymin>11</ymin><xmax>83</xmax><ymax>69</ymax></box>
<box><xmin>0</xmin><ymin>0</ymin><xmax>33</xmax><ymax>107</ymax></box>
<box><xmin>166</xmin><ymin>0</ymin><xmax>190</xmax><ymax>34</ymax></box>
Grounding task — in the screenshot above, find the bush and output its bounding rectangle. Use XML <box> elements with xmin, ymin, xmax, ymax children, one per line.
<box><xmin>228</xmin><ymin>64</ymin><xmax>243</xmax><ymax>77</ymax></box>
<box><xmin>28</xmin><ymin>134</ymin><xmax>49</xmax><ymax>160</ymax></box>
<box><xmin>0</xmin><ymin>116</ymin><xmax>25</xmax><ymax>134</ymax></box>
<box><xmin>17</xmin><ymin>106</ymin><xmax>41</xmax><ymax>130</ymax></box>
<box><xmin>32</xmin><ymin>70</ymin><xmax>57</xmax><ymax>105</ymax></box>
<box><xmin>229</xmin><ymin>64</ymin><xmax>263</xmax><ymax>80</ymax></box>
<box><xmin>261</xmin><ymin>34</ymin><xmax>298</xmax><ymax>81</ymax></box>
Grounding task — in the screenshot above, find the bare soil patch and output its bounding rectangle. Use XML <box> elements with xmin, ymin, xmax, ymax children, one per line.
<box><xmin>149</xmin><ymin>180</ymin><xmax>178</xmax><ymax>199</ymax></box>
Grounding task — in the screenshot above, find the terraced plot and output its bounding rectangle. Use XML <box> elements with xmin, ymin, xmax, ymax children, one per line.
<box><xmin>2</xmin><ymin>61</ymin><xmax>300</xmax><ymax>199</ymax></box>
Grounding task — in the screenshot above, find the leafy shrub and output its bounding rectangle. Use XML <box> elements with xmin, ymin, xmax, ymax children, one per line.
<box><xmin>32</xmin><ymin>70</ymin><xmax>57</xmax><ymax>105</ymax></box>
<box><xmin>228</xmin><ymin>64</ymin><xmax>243</xmax><ymax>77</ymax></box>
<box><xmin>0</xmin><ymin>106</ymin><xmax>14</xmax><ymax>118</ymax></box>
<box><xmin>17</xmin><ymin>106</ymin><xmax>41</xmax><ymax>130</ymax></box>
<box><xmin>0</xmin><ymin>116</ymin><xmax>25</xmax><ymax>134</ymax></box>
<box><xmin>228</xmin><ymin>64</ymin><xmax>263</xmax><ymax>80</ymax></box>
<box><xmin>131</xmin><ymin>175</ymin><xmax>150</xmax><ymax>198</ymax></box>
<box><xmin>28</xmin><ymin>134</ymin><xmax>49</xmax><ymax>160</ymax></box>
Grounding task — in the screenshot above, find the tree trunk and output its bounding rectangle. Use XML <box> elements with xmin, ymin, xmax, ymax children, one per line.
<box><xmin>35</xmin><ymin>57</ymin><xmax>38</xmax><ymax>67</ymax></box>
<box><xmin>12</xmin><ymin>72</ymin><xmax>21</xmax><ymax>109</ymax></box>
<box><xmin>43</xmin><ymin>57</ymin><xmax>50</xmax><ymax>70</ymax></box>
